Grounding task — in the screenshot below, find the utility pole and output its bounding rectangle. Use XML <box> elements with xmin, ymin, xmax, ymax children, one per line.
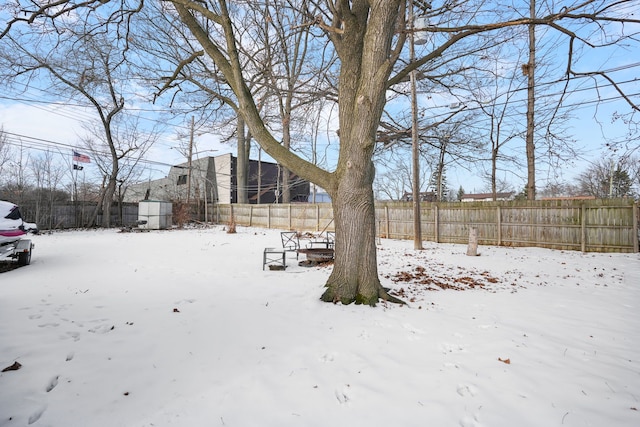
<box><xmin>187</xmin><ymin>116</ymin><xmax>194</xmax><ymax>206</ymax></box>
<box><xmin>410</xmin><ymin>0</ymin><xmax>423</xmax><ymax>250</ymax></box>
<box><xmin>525</xmin><ymin>0</ymin><xmax>536</xmax><ymax>200</ymax></box>
<box><xmin>609</xmin><ymin>158</ymin><xmax>615</xmax><ymax>198</ymax></box>
<box><xmin>436</xmin><ymin>138</ymin><xmax>447</xmax><ymax>202</ymax></box>
<box><xmin>258</xmin><ymin>148</ymin><xmax>262</xmax><ymax>204</ymax></box>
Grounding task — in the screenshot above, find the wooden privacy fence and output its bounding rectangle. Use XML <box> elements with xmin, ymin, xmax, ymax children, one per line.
<box><xmin>215</xmin><ymin>203</ymin><xmax>335</xmax><ymax>233</ymax></box>
<box><xmin>213</xmin><ymin>199</ymin><xmax>639</xmax><ymax>253</ymax></box>
<box><xmin>19</xmin><ymin>201</ymin><xmax>139</xmax><ymax>229</ymax></box>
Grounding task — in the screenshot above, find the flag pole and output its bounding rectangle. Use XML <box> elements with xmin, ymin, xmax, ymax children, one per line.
<box><xmin>72</xmin><ymin>150</ymin><xmax>77</xmax><ymax>203</ymax></box>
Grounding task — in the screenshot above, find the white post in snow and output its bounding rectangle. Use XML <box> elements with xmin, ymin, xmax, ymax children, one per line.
<box><xmin>466</xmin><ymin>227</ymin><xmax>479</xmax><ymax>256</ymax></box>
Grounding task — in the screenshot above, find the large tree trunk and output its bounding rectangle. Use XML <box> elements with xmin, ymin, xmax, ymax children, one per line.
<box><xmin>321</xmin><ymin>156</ymin><xmax>379</xmax><ymax>304</ymax></box>
<box><xmin>280</xmin><ymin>111</ymin><xmax>292</xmax><ymax>204</ymax></box>
<box><xmin>236</xmin><ymin>117</ymin><xmax>249</xmax><ymax>204</ymax></box>
<box><xmin>101</xmin><ymin>176</ymin><xmax>116</xmax><ymax>227</ymax></box>
<box><xmin>316</xmin><ymin>3</ymin><xmax>403</xmax><ymax>305</ymax></box>
<box><xmin>319</xmin><ymin>0</ymin><xmax>403</xmax><ymax>304</ymax></box>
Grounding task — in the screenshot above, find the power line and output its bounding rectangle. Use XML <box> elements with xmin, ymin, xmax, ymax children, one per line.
<box><xmin>1</xmin><ymin>130</ymin><xmax>178</xmax><ymax>169</ymax></box>
<box><xmin>0</xmin><ymin>131</ymin><xmax>309</xmax><ymax>193</ymax></box>
<box><xmin>2</xmin><ymin>62</ymin><xmax>638</xmax><ymax>134</ymax></box>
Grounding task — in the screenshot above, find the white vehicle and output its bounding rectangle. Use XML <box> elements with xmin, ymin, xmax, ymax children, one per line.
<box><xmin>0</xmin><ymin>200</ymin><xmax>38</xmax><ymax>266</ymax></box>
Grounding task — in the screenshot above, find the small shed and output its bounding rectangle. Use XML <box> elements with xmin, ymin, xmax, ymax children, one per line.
<box><xmin>138</xmin><ymin>200</ymin><xmax>172</xmax><ymax>230</ymax></box>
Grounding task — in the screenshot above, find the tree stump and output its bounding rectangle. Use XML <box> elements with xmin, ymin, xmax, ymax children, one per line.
<box><xmin>466</xmin><ymin>227</ymin><xmax>479</xmax><ymax>256</ymax></box>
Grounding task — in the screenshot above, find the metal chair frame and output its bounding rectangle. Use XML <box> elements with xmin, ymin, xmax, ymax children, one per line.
<box><xmin>280</xmin><ymin>231</ymin><xmax>300</xmax><ymax>259</ymax></box>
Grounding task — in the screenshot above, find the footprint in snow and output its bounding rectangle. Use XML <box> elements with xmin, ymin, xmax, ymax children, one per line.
<box><xmin>37</xmin><ymin>322</ymin><xmax>60</xmax><ymax>328</ymax></box>
<box><xmin>46</xmin><ymin>376</ymin><xmax>59</xmax><ymax>392</ymax></box>
<box><xmin>88</xmin><ymin>324</ymin><xmax>115</xmax><ymax>334</ymax></box>
<box><xmin>456</xmin><ymin>383</ymin><xmax>478</xmax><ymax>397</ymax></box>
<box><xmin>28</xmin><ymin>404</ymin><xmax>47</xmax><ymax>425</ymax></box>
<box><xmin>439</xmin><ymin>342</ymin><xmax>466</xmax><ymax>354</ymax></box>
<box><xmin>320</xmin><ymin>353</ymin><xmax>336</xmax><ymax>363</ymax></box>
<box><xmin>334</xmin><ymin>385</ymin><xmax>351</xmax><ymax>405</ymax></box>
<box><xmin>403</xmin><ymin>323</ymin><xmax>425</xmax><ymax>340</ymax></box>
<box><xmin>459</xmin><ymin>414</ymin><xmax>483</xmax><ymax>427</ymax></box>
<box><xmin>62</xmin><ymin>331</ymin><xmax>80</xmax><ymax>341</ymax></box>
<box><xmin>477</xmin><ymin>324</ymin><xmax>495</xmax><ymax>330</ymax></box>
<box><xmin>442</xmin><ymin>362</ymin><xmax>460</xmax><ymax>370</ymax></box>
<box><xmin>358</xmin><ymin>330</ymin><xmax>371</xmax><ymax>339</ymax></box>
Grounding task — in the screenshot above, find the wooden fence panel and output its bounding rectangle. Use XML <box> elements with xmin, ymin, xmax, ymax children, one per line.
<box><xmin>584</xmin><ymin>204</ymin><xmax>636</xmax><ymax>252</ymax></box>
<box><xmin>230</xmin><ymin>204</ymin><xmax>253</xmax><ymax>227</ymax></box>
<box><xmin>437</xmin><ymin>205</ymin><xmax>499</xmax><ymax>244</ymax></box>
<box><xmin>380</xmin><ymin>205</ymin><xmax>413</xmax><ymax>240</ymax></box>
<box><xmin>317</xmin><ymin>204</ymin><xmax>335</xmax><ymax>232</ymax></box>
<box><xmin>290</xmin><ymin>204</ymin><xmax>323</xmax><ymax>232</ymax></box>
<box><xmin>247</xmin><ymin>205</ymin><xmax>268</xmax><ymax>228</ymax></box>
<box><xmin>211</xmin><ymin>199</ymin><xmax>639</xmax><ymax>253</ymax></box>
<box><xmin>268</xmin><ymin>205</ymin><xmax>291</xmax><ymax>229</ymax></box>
<box><xmin>19</xmin><ymin>201</ymin><xmax>139</xmax><ymax>228</ymax></box>
<box><xmin>500</xmin><ymin>205</ymin><xmax>583</xmax><ymax>250</ymax></box>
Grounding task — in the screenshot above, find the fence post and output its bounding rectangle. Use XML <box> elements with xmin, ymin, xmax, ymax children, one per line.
<box><xmin>385</xmin><ymin>205</ymin><xmax>390</xmax><ymax>239</ymax></box>
<box><xmin>267</xmin><ymin>204</ymin><xmax>271</xmax><ymax>229</ymax></box>
<box><xmin>634</xmin><ymin>202</ymin><xmax>639</xmax><ymax>253</ymax></box>
<box><xmin>249</xmin><ymin>205</ymin><xmax>253</xmax><ymax>227</ymax></box>
<box><xmin>434</xmin><ymin>205</ymin><xmax>439</xmax><ymax>243</ymax></box>
<box><xmin>497</xmin><ymin>206</ymin><xmax>502</xmax><ymax>246</ymax></box>
<box><xmin>316</xmin><ymin>204</ymin><xmax>320</xmax><ymax>232</ymax></box>
<box><xmin>581</xmin><ymin>204</ymin><xmax>586</xmax><ymax>252</ymax></box>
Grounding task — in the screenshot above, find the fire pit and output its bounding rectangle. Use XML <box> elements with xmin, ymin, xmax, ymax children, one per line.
<box><xmin>297</xmin><ymin>248</ymin><xmax>334</xmax><ymax>262</ymax></box>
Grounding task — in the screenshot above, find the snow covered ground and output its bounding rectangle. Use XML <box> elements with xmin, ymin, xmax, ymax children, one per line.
<box><xmin>1</xmin><ymin>226</ymin><xmax>639</xmax><ymax>427</ymax></box>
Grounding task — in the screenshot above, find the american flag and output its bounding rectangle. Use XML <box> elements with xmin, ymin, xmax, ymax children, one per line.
<box><xmin>73</xmin><ymin>151</ymin><xmax>91</xmax><ymax>163</ymax></box>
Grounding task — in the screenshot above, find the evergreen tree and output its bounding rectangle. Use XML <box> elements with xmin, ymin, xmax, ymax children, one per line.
<box><xmin>427</xmin><ymin>169</ymin><xmax>449</xmax><ymax>201</ymax></box>
<box><xmin>611</xmin><ymin>168</ymin><xmax>633</xmax><ymax>198</ymax></box>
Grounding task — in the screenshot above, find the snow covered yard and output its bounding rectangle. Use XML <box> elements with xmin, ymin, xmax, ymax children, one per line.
<box><xmin>1</xmin><ymin>226</ymin><xmax>638</xmax><ymax>427</ymax></box>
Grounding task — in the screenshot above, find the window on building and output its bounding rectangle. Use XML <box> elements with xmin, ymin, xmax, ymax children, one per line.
<box><xmin>177</xmin><ymin>175</ymin><xmax>187</xmax><ymax>185</ymax></box>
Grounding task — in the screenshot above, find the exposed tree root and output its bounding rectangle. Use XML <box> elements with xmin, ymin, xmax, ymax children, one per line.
<box><xmin>378</xmin><ymin>288</ymin><xmax>406</xmax><ymax>305</ymax></box>
<box><xmin>320</xmin><ymin>285</ymin><xmax>406</xmax><ymax>307</ymax></box>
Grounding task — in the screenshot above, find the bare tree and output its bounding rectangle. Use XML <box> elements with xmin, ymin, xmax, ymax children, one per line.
<box><xmin>253</xmin><ymin>0</ymin><xmax>333</xmax><ymax>203</ymax></box>
<box><xmin>576</xmin><ymin>157</ymin><xmax>635</xmax><ymax>198</ymax></box>
<box><xmin>30</xmin><ymin>150</ymin><xmax>67</xmax><ymax>228</ymax></box>
<box><xmin>424</xmin><ymin>118</ymin><xmax>486</xmax><ymax>202</ymax></box>
<box><xmin>2</xmin><ymin>1</ymin><xmax>638</xmax><ymax>305</ymax></box>
<box><xmin>141</xmin><ymin>1</ymin><xmax>332</xmax><ymax>204</ymax></box>
<box><xmin>0</xmin><ymin>19</ymin><xmax>150</xmax><ymax>226</ymax></box>
<box><xmin>628</xmin><ymin>156</ymin><xmax>640</xmax><ymax>196</ymax></box>
<box><xmin>376</xmin><ymin>109</ymin><xmax>484</xmax><ymax>202</ymax></box>
<box><xmin>0</xmin><ymin>127</ymin><xmax>12</xmax><ymax>180</ymax></box>
<box><xmin>473</xmin><ymin>43</ymin><xmax>527</xmax><ymax>199</ymax></box>
<box><xmin>373</xmin><ymin>149</ymin><xmax>430</xmax><ymax>201</ymax></box>
<box><xmin>80</xmin><ymin>115</ymin><xmax>157</xmax><ymax>226</ymax></box>
<box><xmin>538</xmin><ymin>180</ymin><xmax>580</xmax><ymax>198</ymax></box>
<box><xmin>0</xmin><ymin>138</ymin><xmax>30</xmax><ymax>206</ymax></box>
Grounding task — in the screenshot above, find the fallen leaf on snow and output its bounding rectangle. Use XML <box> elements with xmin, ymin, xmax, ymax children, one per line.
<box><xmin>498</xmin><ymin>357</ymin><xmax>511</xmax><ymax>364</ymax></box>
